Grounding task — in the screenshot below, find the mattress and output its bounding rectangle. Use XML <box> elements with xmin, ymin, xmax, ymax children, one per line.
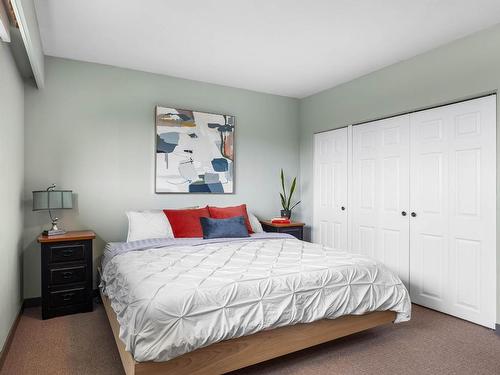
<box><xmin>101</xmin><ymin>234</ymin><xmax>411</xmax><ymax>362</ymax></box>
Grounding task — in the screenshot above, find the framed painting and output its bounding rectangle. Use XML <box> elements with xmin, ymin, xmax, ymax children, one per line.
<box><xmin>155</xmin><ymin>106</ymin><xmax>235</xmax><ymax>193</ymax></box>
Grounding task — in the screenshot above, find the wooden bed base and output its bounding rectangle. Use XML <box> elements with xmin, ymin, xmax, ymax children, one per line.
<box><xmin>101</xmin><ymin>291</ymin><xmax>396</xmax><ymax>375</ymax></box>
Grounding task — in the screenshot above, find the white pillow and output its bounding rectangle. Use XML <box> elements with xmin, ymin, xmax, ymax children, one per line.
<box><xmin>248</xmin><ymin>212</ymin><xmax>264</xmax><ymax>233</ymax></box>
<box><xmin>126</xmin><ymin>210</ymin><xmax>174</xmax><ymax>242</ymax></box>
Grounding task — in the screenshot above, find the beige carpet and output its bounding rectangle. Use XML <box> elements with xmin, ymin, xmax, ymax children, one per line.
<box><xmin>1</xmin><ymin>304</ymin><xmax>499</xmax><ymax>375</ymax></box>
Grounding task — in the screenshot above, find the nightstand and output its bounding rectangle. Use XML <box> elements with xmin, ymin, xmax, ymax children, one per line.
<box><xmin>260</xmin><ymin>221</ymin><xmax>305</xmax><ymax>240</ymax></box>
<box><xmin>38</xmin><ymin>231</ymin><xmax>95</xmax><ymax>319</ymax></box>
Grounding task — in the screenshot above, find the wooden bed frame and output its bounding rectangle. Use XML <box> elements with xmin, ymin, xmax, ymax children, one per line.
<box><xmin>101</xmin><ymin>291</ymin><xmax>396</xmax><ymax>375</ymax></box>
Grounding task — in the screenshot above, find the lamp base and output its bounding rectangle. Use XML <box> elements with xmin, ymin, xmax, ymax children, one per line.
<box><xmin>43</xmin><ymin>229</ymin><xmax>66</xmax><ymax>236</ymax></box>
<box><xmin>43</xmin><ymin>219</ymin><xmax>66</xmax><ymax>236</ymax></box>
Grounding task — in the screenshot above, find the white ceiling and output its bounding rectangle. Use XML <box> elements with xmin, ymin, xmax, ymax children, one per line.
<box><xmin>34</xmin><ymin>0</ymin><xmax>500</xmax><ymax>98</ymax></box>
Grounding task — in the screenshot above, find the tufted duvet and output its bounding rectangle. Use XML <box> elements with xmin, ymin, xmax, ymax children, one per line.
<box><xmin>101</xmin><ymin>234</ymin><xmax>411</xmax><ymax>362</ymax></box>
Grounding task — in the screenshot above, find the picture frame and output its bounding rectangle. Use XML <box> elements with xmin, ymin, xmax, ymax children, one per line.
<box><xmin>155</xmin><ymin>106</ymin><xmax>235</xmax><ymax>194</ymax></box>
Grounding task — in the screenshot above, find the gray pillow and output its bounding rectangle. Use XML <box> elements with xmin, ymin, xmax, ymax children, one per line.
<box><xmin>200</xmin><ymin>216</ymin><xmax>250</xmax><ymax>239</ymax></box>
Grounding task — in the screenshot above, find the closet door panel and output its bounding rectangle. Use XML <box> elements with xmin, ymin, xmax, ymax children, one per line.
<box><xmin>351</xmin><ymin>115</ymin><xmax>410</xmax><ymax>286</ymax></box>
<box><xmin>409</xmin><ymin>110</ymin><xmax>449</xmax><ymax>308</ymax></box>
<box><xmin>313</xmin><ymin>128</ymin><xmax>348</xmax><ymax>249</ymax></box>
<box><xmin>448</xmin><ymin>96</ymin><xmax>496</xmax><ymax>327</ymax></box>
<box><xmin>410</xmin><ymin>95</ymin><xmax>496</xmax><ymax>328</ymax></box>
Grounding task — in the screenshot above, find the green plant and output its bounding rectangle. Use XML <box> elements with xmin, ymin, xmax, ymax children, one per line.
<box><xmin>280</xmin><ymin>169</ymin><xmax>301</xmax><ymax>211</ymax></box>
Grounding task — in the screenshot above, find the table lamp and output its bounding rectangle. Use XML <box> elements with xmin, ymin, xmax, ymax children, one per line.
<box><xmin>33</xmin><ymin>184</ymin><xmax>73</xmax><ymax>236</ymax></box>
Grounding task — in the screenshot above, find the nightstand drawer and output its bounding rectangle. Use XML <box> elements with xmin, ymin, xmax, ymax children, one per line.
<box><xmin>49</xmin><ymin>287</ymin><xmax>88</xmax><ymax>307</ymax></box>
<box><xmin>50</xmin><ymin>243</ymin><xmax>85</xmax><ymax>263</ymax></box>
<box><xmin>279</xmin><ymin>227</ymin><xmax>303</xmax><ymax>240</ymax></box>
<box><xmin>260</xmin><ymin>221</ymin><xmax>305</xmax><ymax>241</ymax></box>
<box><xmin>50</xmin><ymin>266</ymin><xmax>86</xmax><ymax>285</ymax></box>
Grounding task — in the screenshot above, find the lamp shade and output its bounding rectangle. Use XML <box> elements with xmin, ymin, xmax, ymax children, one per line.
<box><xmin>33</xmin><ymin>190</ymin><xmax>73</xmax><ymax>211</ymax></box>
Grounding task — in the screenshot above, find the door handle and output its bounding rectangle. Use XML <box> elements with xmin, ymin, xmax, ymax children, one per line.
<box><xmin>401</xmin><ymin>211</ymin><xmax>407</xmax><ymax>216</ymax></box>
<box><xmin>341</xmin><ymin>206</ymin><xmax>345</xmax><ymax>211</ymax></box>
<box><xmin>411</xmin><ymin>212</ymin><xmax>417</xmax><ymax>217</ymax></box>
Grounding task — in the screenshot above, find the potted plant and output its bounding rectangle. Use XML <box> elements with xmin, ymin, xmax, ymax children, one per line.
<box><xmin>280</xmin><ymin>169</ymin><xmax>300</xmax><ymax>219</ymax></box>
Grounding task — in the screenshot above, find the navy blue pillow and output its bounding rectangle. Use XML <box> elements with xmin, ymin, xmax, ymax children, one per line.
<box><xmin>200</xmin><ymin>216</ymin><xmax>250</xmax><ymax>239</ymax></box>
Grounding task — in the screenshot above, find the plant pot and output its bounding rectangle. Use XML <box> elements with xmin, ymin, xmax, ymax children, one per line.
<box><xmin>280</xmin><ymin>209</ymin><xmax>291</xmax><ymax>219</ymax></box>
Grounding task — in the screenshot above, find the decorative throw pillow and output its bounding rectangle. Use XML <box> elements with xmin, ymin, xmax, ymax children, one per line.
<box><xmin>208</xmin><ymin>204</ymin><xmax>254</xmax><ymax>234</ymax></box>
<box><xmin>200</xmin><ymin>216</ymin><xmax>250</xmax><ymax>239</ymax></box>
<box><xmin>163</xmin><ymin>206</ymin><xmax>210</xmax><ymax>238</ymax></box>
<box><xmin>126</xmin><ymin>210</ymin><xmax>174</xmax><ymax>242</ymax></box>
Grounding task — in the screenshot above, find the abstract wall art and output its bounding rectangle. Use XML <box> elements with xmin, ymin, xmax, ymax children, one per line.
<box><xmin>155</xmin><ymin>106</ymin><xmax>235</xmax><ymax>193</ymax></box>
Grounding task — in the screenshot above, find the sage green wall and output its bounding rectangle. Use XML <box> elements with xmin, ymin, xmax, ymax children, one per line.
<box><xmin>298</xmin><ymin>23</ymin><xmax>500</xmax><ymax>323</ymax></box>
<box><xmin>0</xmin><ymin>41</ymin><xmax>24</xmax><ymax>350</ymax></box>
<box><xmin>23</xmin><ymin>57</ymin><xmax>299</xmax><ymax>298</ymax></box>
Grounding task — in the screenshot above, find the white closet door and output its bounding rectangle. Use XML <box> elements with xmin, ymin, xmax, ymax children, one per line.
<box><xmin>351</xmin><ymin>115</ymin><xmax>410</xmax><ymax>286</ymax></box>
<box><xmin>410</xmin><ymin>95</ymin><xmax>496</xmax><ymax>328</ymax></box>
<box><xmin>313</xmin><ymin>128</ymin><xmax>348</xmax><ymax>249</ymax></box>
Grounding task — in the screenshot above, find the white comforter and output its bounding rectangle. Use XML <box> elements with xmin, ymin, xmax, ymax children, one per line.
<box><xmin>101</xmin><ymin>236</ymin><xmax>411</xmax><ymax>362</ymax></box>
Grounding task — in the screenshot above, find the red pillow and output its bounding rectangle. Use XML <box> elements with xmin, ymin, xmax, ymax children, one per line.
<box><xmin>163</xmin><ymin>207</ymin><xmax>210</xmax><ymax>238</ymax></box>
<box><xmin>208</xmin><ymin>204</ymin><xmax>254</xmax><ymax>234</ymax></box>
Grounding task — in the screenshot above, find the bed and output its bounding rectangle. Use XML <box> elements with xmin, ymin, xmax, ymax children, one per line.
<box><xmin>100</xmin><ymin>233</ymin><xmax>411</xmax><ymax>375</ymax></box>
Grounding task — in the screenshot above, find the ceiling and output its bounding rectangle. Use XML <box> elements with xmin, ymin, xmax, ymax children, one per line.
<box><xmin>34</xmin><ymin>0</ymin><xmax>500</xmax><ymax>98</ymax></box>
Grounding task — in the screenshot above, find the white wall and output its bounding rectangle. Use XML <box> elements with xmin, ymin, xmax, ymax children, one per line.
<box><xmin>0</xmin><ymin>41</ymin><xmax>24</xmax><ymax>350</ymax></box>
<box><xmin>299</xmin><ymin>23</ymin><xmax>500</xmax><ymax>323</ymax></box>
<box><xmin>23</xmin><ymin>57</ymin><xmax>300</xmax><ymax>298</ymax></box>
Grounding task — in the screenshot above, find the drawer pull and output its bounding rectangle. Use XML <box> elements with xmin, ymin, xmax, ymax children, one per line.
<box><xmin>50</xmin><ymin>245</ymin><xmax>85</xmax><ymax>263</ymax></box>
<box><xmin>62</xmin><ymin>293</ymin><xmax>75</xmax><ymax>301</ymax></box>
<box><xmin>50</xmin><ymin>267</ymin><xmax>85</xmax><ymax>285</ymax></box>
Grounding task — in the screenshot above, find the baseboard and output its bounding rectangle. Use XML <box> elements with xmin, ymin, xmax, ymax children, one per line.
<box><xmin>23</xmin><ymin>297</ymin><xmax>42</xmax><ymax>308</ymax></box>
<box><xmin>496</xmin><ymin>324</ymin><xmax>500</xmax><ymax>335</ymax></box>
<box><xmin>0</xmin><ymin>307</ymin><xmax>22</xmax><ymax>371</ymax></box>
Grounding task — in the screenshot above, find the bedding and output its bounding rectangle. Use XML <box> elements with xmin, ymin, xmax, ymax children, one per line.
<box><xmin>200</xmin><ymin>216</ymin><xmax>249</xmax><ymax>239</ymax></box>
<box><xmin>208</xmin><ymin>204</ymin><xmax>254</xmax><ymax>233</ymax></box>
<box><xmin>248</xmin><ymin>212</ymin><xmax>264</xmax><ymax>232</ymax></box>
<box><xmin>126</xmin><ymin>210</ymin><xmax>174</xmax><ymax>242</ymax></box>
<box><xmin>127</xmin><ymin>207</ymin><xmax>262</xmax><ymax>241</ymax></box>
<box><xmin>163</xmin><ymin>206</ymin><xmax>210</xmax><ymax>237</ymax></box>
<box><xmin>101</xmin><ymin>234</ymin><xmax>411</xmax><ymax>363</ymax></box>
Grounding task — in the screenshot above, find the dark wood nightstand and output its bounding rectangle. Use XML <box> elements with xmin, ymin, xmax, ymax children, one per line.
<box><xmin>260</xmin><ymin>221</ymin><xmax>305</xmax><ymax>240</ymax></box>
<box><xmin>38</xmin><ymin>231</ymin><xmax>95</xmax><ymax>319</ymax></box>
